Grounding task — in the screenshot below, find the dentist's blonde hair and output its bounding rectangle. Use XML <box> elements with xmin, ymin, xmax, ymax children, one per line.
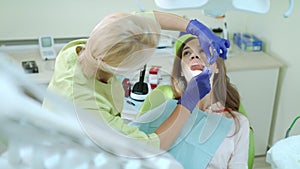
<box><xmin>79</xmin><ymin>13</ymin><xmax>161</xmax><ymax>78</ymax></box>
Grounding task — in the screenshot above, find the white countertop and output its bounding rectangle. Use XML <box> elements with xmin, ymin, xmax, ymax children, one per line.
<box><xmin>226</xmin><ymin>47</ymin><xmax>283</xmax><ymax>72</ymax></box>
<box><xmin>3</xmin><ymin>50</ymin><xmax>55</xmax><ymax>84</ymax></box>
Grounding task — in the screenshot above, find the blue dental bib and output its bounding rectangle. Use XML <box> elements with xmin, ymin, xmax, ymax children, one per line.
<box><xmin>130</xmin><ymin>99</ymin><xmax>233</xmax><ymax>169</ymax></box>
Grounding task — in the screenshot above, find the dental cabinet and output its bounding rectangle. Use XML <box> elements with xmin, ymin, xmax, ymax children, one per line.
<box><xmin>225</xmin><ymin>48</ymin><xmax>282</xmax><ymax>156</ymax></box>
<box><xmin>1</xmin><ymin>46</ymin><xmax>282</xmax><ymax>156</ymax></box>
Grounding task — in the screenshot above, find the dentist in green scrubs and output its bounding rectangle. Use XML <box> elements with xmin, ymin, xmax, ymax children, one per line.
<box><xmin>42</xmin><ymin>11</ymin><xmax>230</xmax><ymax>150</ymax></box>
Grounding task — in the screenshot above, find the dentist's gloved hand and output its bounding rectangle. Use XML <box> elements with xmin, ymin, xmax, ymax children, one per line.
<box><xmin>178</xmin><ymin>67</ymin><xmax>212</xmax><ymax>112</ymax></box>
<box><xmin>186</xmin><ymin>19</ymin><xmax>230</xmax><ymax>64</ymax></box>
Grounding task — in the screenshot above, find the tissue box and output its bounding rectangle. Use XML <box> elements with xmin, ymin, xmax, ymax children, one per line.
<box><xmin>233</xmin><ymin>33</ymin><xmax>262</xmax><ymax>52</ymax></box>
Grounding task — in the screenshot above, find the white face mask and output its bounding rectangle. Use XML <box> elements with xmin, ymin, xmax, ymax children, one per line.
<box><xmin>191</xmin><ymin>70</ymin><xmax>202</xmax><ymax>77</ymax></box>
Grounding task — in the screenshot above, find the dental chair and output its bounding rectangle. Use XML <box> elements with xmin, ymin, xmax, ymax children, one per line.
<box><xmin>137</xmin><ymin>84</ymin><xmax>255</xmax><ymax>169</ymax></box>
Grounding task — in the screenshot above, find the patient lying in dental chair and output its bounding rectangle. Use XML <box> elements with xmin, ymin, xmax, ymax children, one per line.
<box><xmin>130</xmin><ymin>34</ymin><xmax>252</xmax><ymax>169</ymax></box>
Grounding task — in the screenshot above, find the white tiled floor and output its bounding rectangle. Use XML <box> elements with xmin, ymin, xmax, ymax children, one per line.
<box><xmin>253</xmin><ymin>156</ymin><xmax>272</xmax><ymax>169</ymax></box>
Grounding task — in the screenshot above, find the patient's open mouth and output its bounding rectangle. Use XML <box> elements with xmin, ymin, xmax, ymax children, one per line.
<box><xmin>190</xmin><ymin>64</ymin><xmax>203</xmax><ymax>71</ymax></box>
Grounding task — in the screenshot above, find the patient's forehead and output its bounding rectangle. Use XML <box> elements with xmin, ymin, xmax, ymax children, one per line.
<box><xmin>184</xmin><ymin>39</ymin><xmax>201</xmax><ymax>50</ymax></box>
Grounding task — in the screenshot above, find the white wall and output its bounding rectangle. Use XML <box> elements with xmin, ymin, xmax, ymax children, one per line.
<box><xmin>0</xmin><ymin>0</ymin><xmax>154</xmax><ymax>40</ymax></box>
<box><xmin>1</xmin><ymin>0</ymin><xmax>299</xmax><ymax>147</ymax></box>
<box><xmin>0</xmin><ymin>0</ymin><xmax>205</xmax><ymax>40</ymax></box>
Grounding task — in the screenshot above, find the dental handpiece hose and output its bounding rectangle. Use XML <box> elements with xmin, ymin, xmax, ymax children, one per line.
<box><xmin>137</xmin><ymin>65</ymin><xmax>146</xmax><ymax>91</ymax></box>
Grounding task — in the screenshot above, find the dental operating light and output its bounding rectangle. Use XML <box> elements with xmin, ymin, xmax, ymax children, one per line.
<box><xmin>154</xmin><ymin>0</ymin><xmax>270</xmax><ymax>17</ymax></box>
<box><xmin>284</xmin><ymin>0</ymin><xmax>294</xmax><ymax>18</ymax></box>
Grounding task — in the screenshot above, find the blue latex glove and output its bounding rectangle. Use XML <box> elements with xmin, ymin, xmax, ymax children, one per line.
<box><xmin>186</xmin><ymin>19</ymin><xmax>230</xmax><ymax>64</ymax></box>
<box><xmin>178</xmin><ymin>67</ymin><xmax>212</xmax><ymax>112</ymax></box>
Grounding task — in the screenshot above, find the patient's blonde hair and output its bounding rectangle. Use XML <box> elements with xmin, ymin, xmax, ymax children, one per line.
<box><xmin>79</xmin><ymin>13</ymin><xmax>161</xmax><ymax>78</ymax></box>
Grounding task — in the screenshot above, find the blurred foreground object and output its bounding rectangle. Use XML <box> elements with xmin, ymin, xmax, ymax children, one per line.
<box><xmin>266</xmin><ymin>116</ymin><xmax>300</xmax><ymax>169</ymax></box>
<box><xmin>0</xmin><ymin>53</ymin><xmax>183</xmax><ymax>169</ymax></box>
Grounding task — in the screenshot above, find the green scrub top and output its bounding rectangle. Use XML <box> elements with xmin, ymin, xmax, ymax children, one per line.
<box><xmin>42</xmin><ymin>39</ymin><xmax>160</xmax><ymax>148</ymax></box>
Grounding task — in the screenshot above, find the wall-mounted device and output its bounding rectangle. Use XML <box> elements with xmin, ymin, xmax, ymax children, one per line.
<box><xmin>38</xmin><ymin>36</ymin><xmax>56</xmax><ymax>60</ymax></box>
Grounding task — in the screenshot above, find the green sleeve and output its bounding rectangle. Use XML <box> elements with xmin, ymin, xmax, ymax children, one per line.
<box><xmin>138</xmin><ymin>85</ymin><xmax>174</xmax><ymax>117</ymax></box>
<box><xmin>98</xmin><ymin>106</ymin><xmax>160</xmax><ymax>148</ymax></box>
<box><xmin>133</xmin><ymin>10</ymin><xmax>156</xmax><ymax>21</ymax></box>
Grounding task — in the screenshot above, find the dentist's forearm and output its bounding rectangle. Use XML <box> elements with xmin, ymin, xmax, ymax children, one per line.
<box><xmin>155</xmin><ymin>105</ymin><xmax>190</xmax><ymax>150</ymax></box>
<box><xmin>153</xmin><ymin>10</ymin><xmax>189</xmax><ymax>32</ymax></box>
